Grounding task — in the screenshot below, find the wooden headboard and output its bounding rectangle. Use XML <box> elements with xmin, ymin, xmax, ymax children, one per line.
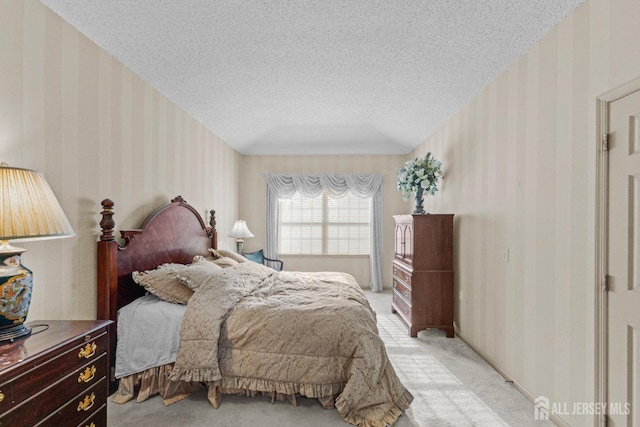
<box><xmin>97</xmin><ymin>196</ymin><xmax>217</xmax><ymax>391</ymax></box>
<box><xmin>97</xmin><ymin>195</ymin><xmax>218</xmax><ymax>324</ymax></box>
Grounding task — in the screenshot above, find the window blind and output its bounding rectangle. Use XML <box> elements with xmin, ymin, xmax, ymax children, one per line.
<box><xmin>278</xmin><ymin>191</ymin><xmax>370</xmax><ymax>255</ymax></box>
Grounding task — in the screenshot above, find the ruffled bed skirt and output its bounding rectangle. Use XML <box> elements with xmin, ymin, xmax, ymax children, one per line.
<box><xmin>111</xmin><ymin>363</ymin><xmax>339</xmax><ymax>410</ymax></box>
<box><xmin>112</xmin><ymin>364</ymin><xmax>412</xmax><ymax>426</ymax></box>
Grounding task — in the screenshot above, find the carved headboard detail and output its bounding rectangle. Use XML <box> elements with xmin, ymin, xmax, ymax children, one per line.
<box><xmin>97</xmin><ymin>196</ymin><xmax>217</xmax><ymax>324</ymax></box>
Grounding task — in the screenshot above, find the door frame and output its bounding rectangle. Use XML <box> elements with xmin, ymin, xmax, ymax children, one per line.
<box><xmin>595</xmin><ymin>76</ymin><xmax>640</xmax><ymax>427</ymax></box>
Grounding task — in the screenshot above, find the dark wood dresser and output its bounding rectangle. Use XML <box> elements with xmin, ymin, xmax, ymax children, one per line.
<box><xmin>0</xmin><ymin>320</ymin><xmax>112</xmax><ymax>427</ymax></box>
<box><xmin>392</xmin><ymin>214</ymin><xmax>454</xmax><ymax>337</ymax></box>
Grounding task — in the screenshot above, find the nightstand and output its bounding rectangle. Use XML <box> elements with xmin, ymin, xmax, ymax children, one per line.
<box><xmin>0</xmin><ymin>320</ymin><xmax>112</xmax><ymax>427</ymax></box>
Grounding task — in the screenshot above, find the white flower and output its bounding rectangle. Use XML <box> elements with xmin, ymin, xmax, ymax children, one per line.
<box><xmin>396</xmin><ymin>152</ymin><xmax>443</xmax><ymax>202</ymax></box>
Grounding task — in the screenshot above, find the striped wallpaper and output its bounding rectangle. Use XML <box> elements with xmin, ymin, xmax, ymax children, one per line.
<box><xmin>412</xmin><ymin>0</ymin><xmax>640</xmax><ymax>425</ymax></box>
<box><xmin>3</xmin><ymin>0</ymin><xmax>640</xmax><ymax>425</ymax></box>
<box><xmin>0</xmin><ymin>0</ymin><xmax>241</xmax><ymax>321</ymax></box>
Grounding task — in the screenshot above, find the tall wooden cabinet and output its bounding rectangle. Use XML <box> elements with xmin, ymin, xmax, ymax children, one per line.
<box><xmin>392</xmin><ymin>214</ymin><xmax>454</xmax><ymax>337</ymax></box>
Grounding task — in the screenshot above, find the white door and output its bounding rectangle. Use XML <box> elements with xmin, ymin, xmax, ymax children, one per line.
<box><xmin>607</xmin><ymin>89</ymin><xmax>640</xmax><ymax>426</ymax></box>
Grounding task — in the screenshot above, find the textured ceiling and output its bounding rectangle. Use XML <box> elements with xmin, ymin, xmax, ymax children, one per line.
<box><xmin>40</xmin><ymin>0</ymin><xmax>584</xmax><ymax>155</ymax></box>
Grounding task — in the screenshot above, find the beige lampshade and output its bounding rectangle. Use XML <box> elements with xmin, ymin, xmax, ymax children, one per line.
<box><xmin>228</xmin><ymin>220</ymin><xmax>254</xmax><ymax>239</ymax></box>
<box><xmin>0</xmin><ymin>164</ymin><xmax>74</xmax><ymax>242</ymax></box>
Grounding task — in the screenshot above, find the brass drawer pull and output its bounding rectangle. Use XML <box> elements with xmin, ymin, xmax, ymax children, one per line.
<box><xmin>77</xmin><ymin>392</ymin><xmax>95</xmax><ymax>412</ymax></box>
<box><xmin>78</xmin><ymin>342</ymin><xmax>97</xmax><ymax>359</ymax></box>
<box><xmin>78</xmin><ymin>365</ymin><xmax>97</xmax><ymax>383</ymax></box>
<box><xmin>0</xmin><ymin>391</ymin><xmax>4</xmax><ymax>403</ymax></box>
<box><xmin>86</xmin><ymin>423</ymin><xmax>96</xmax><ymax>427</ymax></box>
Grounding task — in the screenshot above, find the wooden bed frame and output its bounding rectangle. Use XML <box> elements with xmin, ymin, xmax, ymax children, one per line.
<box><xmin>95</xmin><ymin>196</ymin><xmax>413</xmax><ymax>425</ymax></box>
<box><xmin>97</xmin><ymin>196</ymin><xmax>217</xmax><ymax>391</ymax></box>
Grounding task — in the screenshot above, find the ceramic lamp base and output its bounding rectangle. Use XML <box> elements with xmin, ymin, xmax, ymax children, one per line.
<box><xmin>0</xmin><ymin>243</ymin><xmax>33</xmax><ymax>343</ymax></box>
<box><xmin>235</xmin><ymin>239</ymin><xmax>245</xmax><ymax>254</ymax></box>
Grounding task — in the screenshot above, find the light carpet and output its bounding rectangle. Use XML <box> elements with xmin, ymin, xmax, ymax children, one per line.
<box><xmin>107</xmin><ymin>290</ymin><xmax>555</xmax><ymax>427</ymax></box>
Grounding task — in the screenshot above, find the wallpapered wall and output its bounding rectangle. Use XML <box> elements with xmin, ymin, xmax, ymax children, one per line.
<box><xmin>238</xmin><ymin>155</ymin><xmax>409</xmax><ymax>288</ymax></box>
<box><xmin>4</xmin><ymin>0</ymin><xmax>640</xmax><ymax>425</ymax></box>
<box><xmin>413</xmin><ymin>0</ymin><xmax>640</xmax><ymax>425</ymax></box>
<box><xmin>0</xmin><ymin>0</ymin><xmax>242</xmax><ymax>321</ymax></box>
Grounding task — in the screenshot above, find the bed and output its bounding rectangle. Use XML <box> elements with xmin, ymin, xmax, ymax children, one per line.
<box><xmin>97</xmin><ymin>196</ymin><xmax>412</xmax><ymax>427</ymax></box>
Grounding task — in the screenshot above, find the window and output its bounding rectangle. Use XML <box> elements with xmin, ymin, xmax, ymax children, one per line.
<box><xmin>278</xmin><ymin>191</ymin><xmax>370</xmax><ymax>255</ymax></box>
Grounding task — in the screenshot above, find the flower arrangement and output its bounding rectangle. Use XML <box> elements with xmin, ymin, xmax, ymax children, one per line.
<box><xmin>397</xmin><ymin>152</ymin><xmax>443</xmax><ymax>213</ymax></box>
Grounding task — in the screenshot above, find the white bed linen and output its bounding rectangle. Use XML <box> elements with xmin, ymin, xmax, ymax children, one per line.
<box><xmin>115</xmin><ymin>294</ymin><xmax>186</xmax><ymax>378</ymax></box>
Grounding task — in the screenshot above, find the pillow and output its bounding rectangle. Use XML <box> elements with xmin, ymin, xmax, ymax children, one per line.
<box><xmin>208</xmin><ymin>248</ymin><xmax>246</xmax><ymax>264</ymax></box>
<box><xmin>176</xmin><ymin>257</ymin><xmax>223</xmax><ymax>290</ymax></box>
<box><xmin>208</xmin><ymin>256</ymin><xmax>239</xmax><ymax>269</ymax></box>
<box><xmin>243</xmin><ymin>250</ymin><xmax>264</xmax><ymax>265</ymax></box>
<box><xmin>132</xmin><ymin>263</ymin><xmax>192</xmax><ymax>304</ymax></box>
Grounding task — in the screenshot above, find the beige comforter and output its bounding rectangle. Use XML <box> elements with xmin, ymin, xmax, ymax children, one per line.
<box><xmin>169</xmin><ymin>262</ymin><xmax>413</xmax><ymax>427</ymax></box>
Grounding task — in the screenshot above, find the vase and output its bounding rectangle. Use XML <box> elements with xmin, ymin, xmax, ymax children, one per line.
<box><xmin>413</xmin><ymin>187</ymin><xmax>426</xmax><ymax>214</ymax></box>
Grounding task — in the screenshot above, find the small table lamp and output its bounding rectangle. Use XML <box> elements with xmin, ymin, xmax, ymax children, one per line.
<box><xmin>0</xmin><ymin>163</ymin><xmax>74</xmax><ymax>342</ymax></box>
<box><xmin>228</xmin><ymin>220</ymin><xmax>253</xmax><ymax>254</ymax></box>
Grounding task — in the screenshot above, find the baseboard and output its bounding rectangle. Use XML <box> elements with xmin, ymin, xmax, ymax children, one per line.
<box><xmin>455</xmin><ymin>331</ymin><xmax>571</xmax><ymax>427</ymax></box>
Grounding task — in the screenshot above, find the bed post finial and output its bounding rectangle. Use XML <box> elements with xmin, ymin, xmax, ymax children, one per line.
<box><xmin>100</xmin><ymin>199</ymin><xmax>116</xmax><ymax>242</ymax></box>
<box><xmin>206</xmin><ymin>210</ymin><xmax>217</xmax><ymax>242</ymax></box>
<box><xmin>209</xmin><ymin>210</ymin><xmax>216</xmax><ymax>229</ymax></box>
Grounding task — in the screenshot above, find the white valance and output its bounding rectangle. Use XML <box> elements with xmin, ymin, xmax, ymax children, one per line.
<box><xmin>265</xmin><ymin>173</ymin><xmax>384</xmax><ymax>292</ymax></box>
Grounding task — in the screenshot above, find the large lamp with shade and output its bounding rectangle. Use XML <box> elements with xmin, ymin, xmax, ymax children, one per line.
<box><xmin>228</xmin><ymin>220</ymin><xmax>253</xmax><ymax>254</ymax></box>
<box><xmin>0</xmin><ymin>163</ymin><xmax>74</xmax><ymax>342</ymax></box>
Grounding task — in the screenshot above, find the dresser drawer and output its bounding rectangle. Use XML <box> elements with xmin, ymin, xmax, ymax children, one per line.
<box><xmin>35</xmin><ymin>377</ymin><xmax>107</xmax><ymax>427</ymax></box>
<box><xmin>9</xmin><ymin>331</ymin><xmax>107</xmax><ymax>407</ymax></box>
<box><xmin>392</xmin><ymin>264</ymin><xmax>412</xmax><ymax>287</ymax></box>
<box><xmin>392</xmin><ymin>278</ymin><xmax>411</xmax><ymax>304</ymax></box>
<box><xmin>77</xmin><ymin>404</ymin><xmax>107</xmax><ymax>427</ymax></box>
<box><xmin>1</xmin><ymin>353</ymin><xmax>107</xmax><ymax>426</ymax></box>
<box><xmin>0</xmin><ymin>330</ymin><xmax>108</xmax><ymax>419</ymax></box>
<box><xmin>0</xmin><ymin>321</ymin><xmax>112</xmax><ymax>427</ymax></box>
<box><xmin>392</xmin><ymin>289</ymin><xmax>411</xmax><ymax>319</ymax></box>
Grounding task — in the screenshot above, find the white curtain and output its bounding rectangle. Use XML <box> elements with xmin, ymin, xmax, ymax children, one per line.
<box><xmin>265</xmin><ymin>173</ymin><xmax>384</xmax><ymax>292</ymax></box>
